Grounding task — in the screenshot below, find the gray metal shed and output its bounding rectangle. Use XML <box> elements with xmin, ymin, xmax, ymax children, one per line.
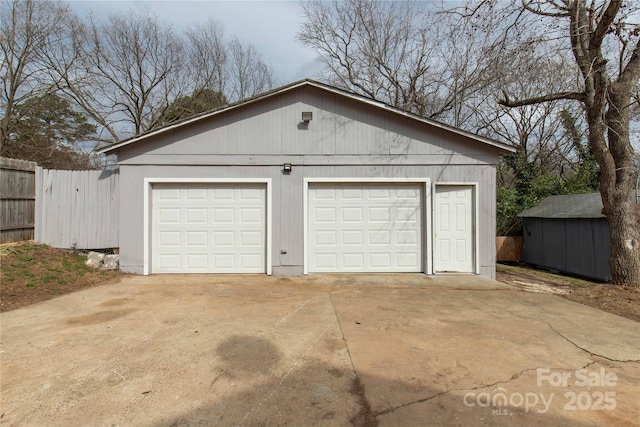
<box><xmin>518</xmin><ymin>193</ymin><xmax>611</xmax><ymax>281</ymax></box>
<box><xmin>98</xmin><ymin>79</ymin><xmax>515</xmax><ymax>278</ymax></box>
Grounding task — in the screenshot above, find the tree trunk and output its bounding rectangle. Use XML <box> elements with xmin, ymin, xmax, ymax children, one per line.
<box><xmin>601</xmin><ymin>77</ymin><xmax>640</xmax><ymax>286</ymax></box>
<box><xmin>606</xmin><ymin>199</ymin><xmax>640</xmax><ymax>285</ymax></box>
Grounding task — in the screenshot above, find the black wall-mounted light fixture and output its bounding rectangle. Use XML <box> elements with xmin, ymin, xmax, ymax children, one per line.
<box><xmin>283</xmin><ymin>163</ymin><xmax>292</xmax><ymax>174</ymax></box>
<box><xmin>302</xmin><ymin>111</ymin><xmax>313</xmax><ymax>122</ymax></box>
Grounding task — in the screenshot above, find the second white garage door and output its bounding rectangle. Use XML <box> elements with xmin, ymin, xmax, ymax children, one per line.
<box><xmin>308</xmin><ymin>183</ymin><xmax>423</xmax><ymax>272</ymax></box>
<box><xmin>152</xmin><ymin>183</ymin><xmax>266</xmax><ymax>273</ymax></box>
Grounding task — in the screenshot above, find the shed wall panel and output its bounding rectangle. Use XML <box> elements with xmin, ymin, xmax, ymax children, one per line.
<box><xmin>565</xmin><ymin>220</ymin><xmax>596</xmax><ymax>278</ymax></box>
<box><xmin>541</xmin><ymin>220</ymin><xmax>566</xmax><ymax>271</ymax></box>
<box><xmin>523</xmin><ymin>217</ymin><xmax>612</xmax><ymax>282</ymax></box>
<box><xmin>591</xmin><ymin>219</ymin><xmax>612</xmax><ymax>281</ymax></box>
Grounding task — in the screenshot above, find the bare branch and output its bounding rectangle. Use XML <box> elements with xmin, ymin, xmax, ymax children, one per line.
<box><xmin>499</xmin><ymin>91</ymin><xmax>586</xmax><ymax>107</ymax></box>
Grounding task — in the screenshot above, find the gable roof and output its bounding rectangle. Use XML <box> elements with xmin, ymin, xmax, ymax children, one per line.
<box><xmin>518</xmin><ymin>193</ymin><xmax>605</xmax><ymax>219</ymax></box>
<box><xmin>97</xmin><ymin>79</ymin><xmax>516</xmax><ymax>155</ymax></box>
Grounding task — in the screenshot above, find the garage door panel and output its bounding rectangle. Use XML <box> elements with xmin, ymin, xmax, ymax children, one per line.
<box><xmin>315</xmin><ymin>230</ymin><xmax>336</xmax><ymax>245</ymax></box>
<box><xmin>186</xmin><ymin>188</ymin><xmax>207</xmax><ymax>199</ymax></box>
<box><xmin>342</xmin><ymin>207</ymin><xmax>362</xmax><ymax>222</ymax></box>
<box><xmin>397</xmin><ymin>206</ymin><xmax>419</xmax><ymax>222</ymax></box>
<box><xmin>342</xmin><ymin>230</ymin><xmax>363</xmax><ymax>245</ymax></box>
<box><xmin>213</xmin><ymin>254</ymin><xmax>235</xmax><ymax>269</ymax></box>
<box><xmin>152</xmin><ymin>183</ymin><xmax>266</xmax><ymax>273</ymax></box>
<box><xmin>213</xmin><ymin>231</ymin><xmax>234</xmax><ymax>246</ymax></box>
<box><xmin>343</xmin><ymin>253</ymin><xmax>364</xmax><ymax>269</ymax></box>
<box><xmin>315</xmin><ymin>207</ymin><xmax>336</xmax><ymax>222</ymax></box>
<box><xmin>159</xmin><ymin>231</ymin><xmax>180</xmax><ymax>246</ymax></box>
<box><xmin>186</xmin><ymin>254</ymin><xmax>208</xmax><ymax>269</ymax></box>
<box><xmin>369</xmin><ymin>207</ymin><xmax>390</xmax><ymax>222</ymax></box>
<box><xmin>309</xmin><ymin>183</ymin><xmax>423</xmax><ymax>273</ymax></box>
<box><xmin>343</xmin><ymin>188</ymin><xmax>365</xmax><ymax>199</ymax></box>
<box><xmin>159</xmin><ymin>254</ymin><xmax>181</xmax><ymax>270</ymax></box>
<box><xmin>186</xmin><ymin>208</ymin><xmax>207</xmax><ymax>223</ymax></box>
<box><xmin>186</xmin><ymin>231</ymin><xmax>207</xmax><ymax>246</ymax></box>
<box><xmin>316</xmin><ymin>253</ymin><xmax>337</xmax><ymax>269</ymax></box>
<box><xmin>241</xmin><ymin>254</ymin><xmax>263</xmax><ymax>269</ymax></box>
<box><xmin>240</xmin><ymin>231</ymin><xmax>262</xmax><ymax>246</ymax></box>
<box><xmin>214</xmin><ymin>208</ymin><xmax>235</xmax><ymax>223</ymax></box>
<box><xmin>397</xmin><ymin>230</ymin><xmax>419</xmax><ymax>245</ymax></box>
<box><xmin>397</xmin><ymin>253</ymin><xmax>418</xmax><ymax>268</ymax></box>
<box><xmin>240</xmin><ymin>208</ymin><xmax>263</xmax><ymax>223</ymax></box>
<box><xmin>241</xmin><ymin>188</ymin><xmax>263</xmax><ymax>199</ymax></box>
<box><xmin>158</xmin><ymin>208</ymin><xmax>180</xmax><ymax>223</ymax></box>
<box><xmin>312</xmin><ymin>188</ymin><xmax>336</xmax><ymax>200</ymax></box>
<box><xmin>369</xmin><ymin>253</ymin><xmax>390</xmax><ymax>268</ymax></box>
<box><xmin>370</xmin><ymin>230</ymin><xmax>390</xmax><ymax>245</ymax></box>
<box><xmin>158</xmin><ymin>188</ymin><xmax>180</xmax><ymax>200</ymax></box>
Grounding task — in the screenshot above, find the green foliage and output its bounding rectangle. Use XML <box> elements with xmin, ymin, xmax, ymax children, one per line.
<box><xmin>497</xmin><ymin>112</ymin><xmax>600</xmax><ymax>236</ymax></box>
<box><xmin>497</xmin><ymin>152</ymin><xmax>565</xmax><ymax>235</ymax></box>
<box><xmin>2</xmin><ymin>93</ymin><xmax>97</xmax><ymax>169</ymax></box>
<box><xmin>559</xmin><ymin>109</ymin><xmax>600</xmax><ymax>193</ymax></box>
<box><xmin>158</xmin><ymin>88</ymin><xmax>228</xmax><ymax>127</ymax></box>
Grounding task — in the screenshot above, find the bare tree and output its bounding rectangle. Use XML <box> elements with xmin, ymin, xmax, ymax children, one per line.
<box><xmin>58</xmin><ymin>10</ymin><xmax>188</xmax><ymax>140</ymax></box>
<box><xmin>4</xmin><ymin>3</ymin><xmax>276</xmax><ymax>148</ymax></box>
<box><xmin>184</xmin><ymin>19</ymin><xmax>228</xmax><ymax>97</ymax></box>
<box><xmin>0</xmin><ymin>0</ymin><xmax>74</xmax><ymax>151</ymax></box>
<box><xmin>298</xmin><ymin>0</ymin><xmax>502</xmax><ymax>125</ymax></box>
<box><xmin>57</xmin><ymin>12</ymin><xmax>273</xmax><ymax>140</ymax></box>
<box><xmin>227</xmin><ymin>39</ymin><xmax>274</xmax><ymax>101</ymax></box>
<box><xmin>491</xmin><ymin>0</ymin><xmax>640</xmax><ymax>286</ymax></box>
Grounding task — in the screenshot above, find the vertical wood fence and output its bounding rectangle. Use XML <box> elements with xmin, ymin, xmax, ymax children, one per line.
<box><xmin>496</xmin><ymin>236</ymin><xmax>524</xmax><ymax>262</ymax></box>
<box><xmin>1</xmin><ymin>157</ymin><xmax>37</xmax><ymax>243</ymax></box>
<box><xmin>35</xmin><ymin>167</ymin><xmax>119</xmax><ymax>249</ymax></box>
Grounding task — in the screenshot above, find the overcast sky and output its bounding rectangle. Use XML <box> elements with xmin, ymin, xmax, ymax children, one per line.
<box><xmin>69</xmin><ymin>1</ymin><xmax>321</xmax><ymax>84</ymax></box>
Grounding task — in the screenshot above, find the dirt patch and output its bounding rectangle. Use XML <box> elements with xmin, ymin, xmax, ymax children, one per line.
<box><xmin>497</xmin><ymin>263</ymin><xmax>640</xmax><ymax>323</ymax></box>
<box><xmin>0</xmin><ymin>242</ymin><xmax>125</xmax><ymax>312</ymax></box>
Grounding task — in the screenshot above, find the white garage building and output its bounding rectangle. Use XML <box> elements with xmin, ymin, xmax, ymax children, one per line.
<box><xmin>99</xmin><ymin>80</ymin><xmax>514</xmax><ymax>279</ymax></box>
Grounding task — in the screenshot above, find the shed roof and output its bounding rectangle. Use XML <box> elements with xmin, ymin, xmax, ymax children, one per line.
<box><xmin>518</xmin><ymin>193</ymin><xmax>605</xmax><ymax>219</ymax></box>
<box><xmin>97</xmin><ymin>79</ymin><xmax>516</xmax><ymax>155</ymax></box>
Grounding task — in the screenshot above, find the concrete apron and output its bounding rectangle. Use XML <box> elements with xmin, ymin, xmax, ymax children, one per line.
<box><xmin>0</xmin><ymin>274</ymin><xmax>638</xmax><ymax>426</ymax></box>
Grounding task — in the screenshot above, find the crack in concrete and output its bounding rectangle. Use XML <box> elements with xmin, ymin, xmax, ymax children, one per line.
<box><xmin>545</xmin><ymin>323</ymin><xmax>640</xmax><ymax>363</ymax></box>
<box><xmin>375</xmin><ymin>366</ymin><xmax>543</xmax><ymax>417</ymax></box>
<box><xmin>477</xmin><ymin>299</ymin><xmax>640</xmax><ymax>363</ymax></box>
<box><xmin>375</xmin><ymin>298</ymin><xmax>638</xmax><ymax>418</ymax></box>
<box><xmin>328</xmin><ymin>293</ymin><xmax>378</xmax><ymax>426</ymax></box>
<box><xmin>330</xmin><ymin>291</ymin><xmax>637</xmax><ymax>424</ymax></box>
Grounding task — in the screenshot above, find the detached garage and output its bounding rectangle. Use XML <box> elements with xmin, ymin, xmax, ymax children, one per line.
<box><xmin>99</xmin><ymin>79</ymin><xmax>514</xmax><ymax>278</ymax></box>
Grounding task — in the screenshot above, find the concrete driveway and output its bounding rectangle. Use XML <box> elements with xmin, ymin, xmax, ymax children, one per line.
<box><xmin>1</xmin><ymin>274</ymin><xmax>638</xmax><ymax>426</ymax></box>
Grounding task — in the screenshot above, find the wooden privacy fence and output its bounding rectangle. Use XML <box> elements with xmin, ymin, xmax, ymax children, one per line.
<box><xmin>496</xmin><ymin>236</ymin><xmax>524</xmax><ymax>262</ymax></box>
<box><xmin>35</xmin><ymin>167</ymin><xmax>119</xmax><ymax>249</ymax></box>
<box><xmin>1</xmin><ymin>157</ymin><xmax>37</xmax><ymax>243</ymax></box>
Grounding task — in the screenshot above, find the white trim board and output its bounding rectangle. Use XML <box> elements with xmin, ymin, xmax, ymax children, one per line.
<box><xmin>303</xmin><ymin>178</ymin><xmax>432</xmax><ymax>275</ymax></box>
<box><xmin>143</xmin><ymin>178</ymin><xmax>272</xmax><ymax>275</ymax></box>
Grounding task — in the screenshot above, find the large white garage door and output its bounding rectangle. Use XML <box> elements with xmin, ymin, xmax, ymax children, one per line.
<box><xmin>152</xmin><ymin>183</ymin><xmax>266</xmax><ymax>273</ymax></box>
<box><xmin>308</xmin><ymin>183</ymin><xmax>423</xmax><ymax>272</ymax></box>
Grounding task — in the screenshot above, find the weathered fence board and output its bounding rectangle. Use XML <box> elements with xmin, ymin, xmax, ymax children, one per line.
<box><xmin>496</xmin><ymin>236</ymin><xmax>524</xmax><ymax>262</ymax></box>
<box><xmin>1</xmin><ymin>157</ymin><xmax>37</xmax><ymax>243</ymax></box>
<box><xmin>35</xmin><ymin>167</ymin><xmax>119</xmax><ymax>249</ymax></box>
